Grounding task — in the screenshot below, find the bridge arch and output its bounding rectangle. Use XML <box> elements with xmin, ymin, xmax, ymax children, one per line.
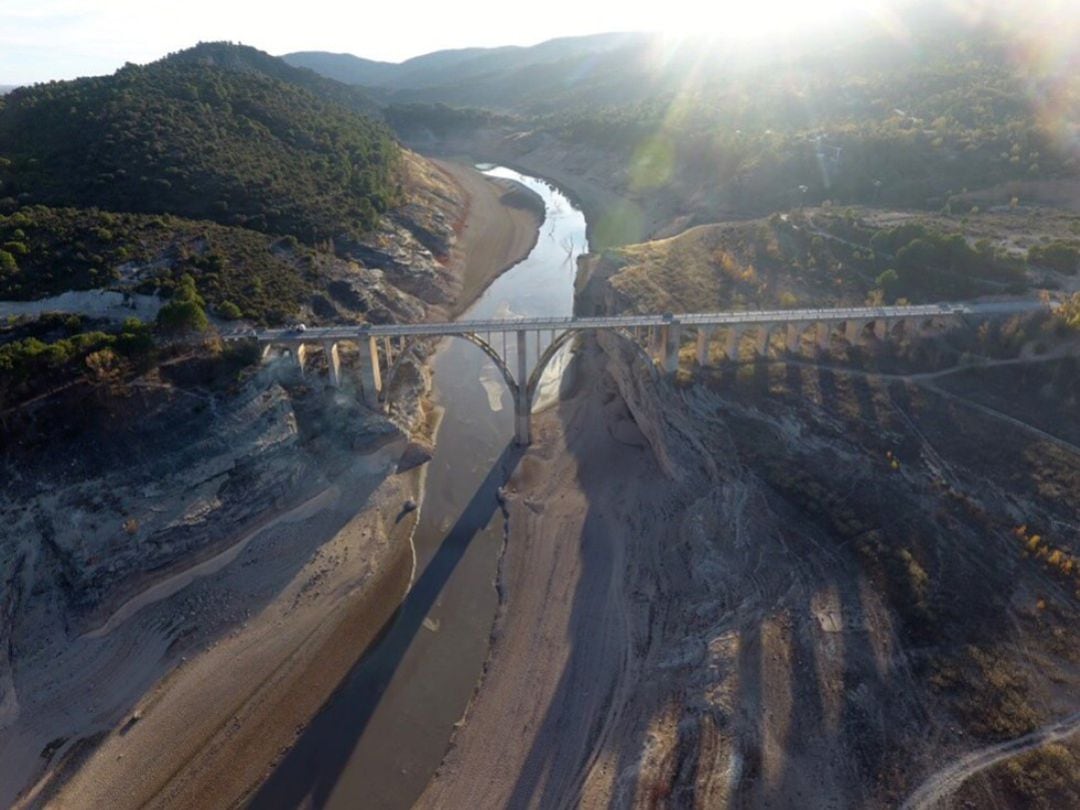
<box><xmin>381</xmin><ymin>332</ymin><xmax>520</xmax><ymax>408</ymax></box>
<box><xmin>524</xmin><ymin>327</ymin><xmax>656</xmax><ymax>404</ymax></box>
<box><xmin>382</xmin><ymin>327</ymin><xmax>658</xmax><ymax>445</ymax></box>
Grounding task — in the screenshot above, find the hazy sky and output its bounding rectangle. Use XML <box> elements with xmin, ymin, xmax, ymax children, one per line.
<box><xmin>0</xmin><ymin>0</ymin><xmax>918</xmax><ymax>85</ymax></box>
<box><xmin>1</xmin><ymin>0</ymin><xmax>1073</xmax><ymax>86</ymax></box>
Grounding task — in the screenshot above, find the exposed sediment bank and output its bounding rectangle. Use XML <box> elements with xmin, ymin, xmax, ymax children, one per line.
<box><xmin>433</xmin><ymin>159</ymin><xmax>544</xmax><ymax>317</ymax></box>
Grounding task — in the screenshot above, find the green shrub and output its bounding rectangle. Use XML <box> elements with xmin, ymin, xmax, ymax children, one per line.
<box><xmin>1029</xmin><ymin>241</ymin><xmax>1079</xmax><ymax>275</ymax></box>
<box><xmin>217</xmin><ymin>300</ymin><xmax>243</xmax><ymax>320</ymax></box>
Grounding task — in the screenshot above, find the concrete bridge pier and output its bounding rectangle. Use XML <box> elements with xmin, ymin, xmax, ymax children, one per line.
<box><xmin>515</xmin><ymin>329</ymin><xmax>531</xmax><ymax>446</ymax></box>
<box><xmin>725</xmin><ymin>326</ymin><xmax>743</xmax><ymax>361</ymax></box>
<box><xmin>294</xmin><ymin>343</ymin><xmax>309</xmax><ymax>375</ymax></box>
<box><xmin>816</xmin><ymin>321</ymin><xmax>831</xmax><ymax>354</ymax></box>
<box><xmin>696</xmin><ymin>326</ymin><xmax>712</xmax><ymax>367</ymax></box>
<box><xmin>755</xmin><ymin>325</ymin><xmax>772</xmax><ymax>357</ymax></box>
<box><xmin>359</xmin><ymin>335</ymin><xmax>383</xmax><ymax>410</ymax></box>
<box><xmin>786</xmin><ymin>323</ymin><xmax>801</xmax><ymax>354</ymax></box>
<box><xmin>260</xmin><ymin>343</ymin><xmax>274</xmax><ymax>362</ymax></box>
<box><xmin>845</xmin><ymin>319</ymin><xmax>867</xmax><ymax>345</ymax></box>
<box><xmin>648</xmin><ymin>326</ymin><xmax>664</xmax><ymax>365</ymax></box>
<box><xmin>873</xmin><ymin>319</ymin><xmax>887</xmax><ymax>340</ymax></box>
<box><xmin>664</xmin><ymin>323</ymin><xmax>682</xmax><ymax>373</ymax></box>
<box><xmin>323</xmin><ymin>341</ymin><xmax>341</xmax><ymax>388</ymax></box>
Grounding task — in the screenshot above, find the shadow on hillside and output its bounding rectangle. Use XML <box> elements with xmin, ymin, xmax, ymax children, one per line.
<box><xmin>497</xmin><ymin>341</ymin><xmax>1073</xmax><ymax>808</ymax></box>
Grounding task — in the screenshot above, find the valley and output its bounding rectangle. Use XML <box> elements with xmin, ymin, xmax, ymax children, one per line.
<box><xmin>2</xmin><ymin>6</ymin><xmax>1080</xmax><ymax>810</ymax></box>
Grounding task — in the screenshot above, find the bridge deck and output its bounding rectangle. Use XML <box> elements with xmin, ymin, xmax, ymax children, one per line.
<box><xmin>237</xmin><ymin>300</ymin><xmax>1049</xmax><ymax>343</ymax></box>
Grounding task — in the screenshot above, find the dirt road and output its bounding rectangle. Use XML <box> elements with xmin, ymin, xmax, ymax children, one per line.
<box><xmin>901</xmin><ymin>711</ymin><xmax>1080</xmax><ymax>809</ymax></box>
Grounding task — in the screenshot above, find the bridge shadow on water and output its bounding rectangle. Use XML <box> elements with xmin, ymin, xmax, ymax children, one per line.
<box><xmin>249</xmin><ymin>441</ymin><xmax>523</xmax><ymax>810</ymax></box>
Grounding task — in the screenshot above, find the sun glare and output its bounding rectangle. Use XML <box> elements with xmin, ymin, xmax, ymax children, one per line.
<box><xmin>638</xmin><ymin>0</ymin><xmax>870</xmax><ymax>40</ymax></box>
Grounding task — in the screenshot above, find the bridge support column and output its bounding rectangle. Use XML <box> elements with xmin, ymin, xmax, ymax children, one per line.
<box><xmin>873</xmin><ymin>319</ymin><xmax>887</xmax><ymax>340</ymax></box>
<box><xmin>816</xmin><ymin>321</ymin><xmax>831</xmax><ymax>353</ymax></box>
<box><xmin>295</xmin><ymin>343</ymin><xmax>308</xmax><ymax>375</ymax></box>
<box><xmin>515</xmin><ymin>329</ymin><xmax>531</xmax><ymax>446</ymax></box>
<box><xmin>360</xmin><ymin>336</ymin><xmax>382</xmax><ymax>410</ymax></box>
<box><xmin>260</xmin><ymin>342</ymin><xmax>274</xmax><ymax>362</ymax></box>
<box><xmin>755</xmin><ymin>325</ymin><xmax>771</xmax><ymax>357</ymax></box>
<box><xmin>382</xmin><ymin>337</ymin><xmax>394</xmax><ymax>367</ymax></box>
<box><xmin>695</xmin><ymin>327</ymin><xmax>712</xmax><ymax>367</ymax></box>
<box><xmin>845</xmin><ymin>319</ymin><xmax>866</xmax><ymax>345</ymax></box>
<box><xmin>725</xmin><ymin>326</ymin><xmax>743</xmax><ymax>361</ymax></box>
<box><xmin>323</xmin><ymin>341</ymin><xmax>341</xmax><ymax>388</ymax></box>
<box><xmin>652</xmin><ymin>326</ymin><xmax>667</xmax><ymax>366</ymax></box>
<box><xmin>786</xmin><ymin>323</ymin><xmax>801</xmax><ymax>354</ymax></box>
<box><xmin>665</xmin><ymin>324</ymin><xmax>681</xmax><ymax>374</ymax></box>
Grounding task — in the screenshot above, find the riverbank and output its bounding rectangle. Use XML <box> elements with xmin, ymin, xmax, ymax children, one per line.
<box><xmin>433</xmin><ymin>159</ymin><xmax>544</xmax><ymax>318</ymax></box>
<box><xmin>4</xmin><ymin>159</ymin><xmax>544</xmax><ymax>809</ymax></box>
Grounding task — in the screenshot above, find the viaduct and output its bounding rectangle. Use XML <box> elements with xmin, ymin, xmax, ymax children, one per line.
<box><xmin>228</xmin><ymin>300</ymin><xmax>1050</xmax><ymax>446</ymax></box>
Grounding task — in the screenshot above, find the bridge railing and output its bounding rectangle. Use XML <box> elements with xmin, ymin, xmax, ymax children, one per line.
<box><xmin>224</xmin><ymin>299</ymin><xmax>1049</xmax><ymax>343</ymax></box>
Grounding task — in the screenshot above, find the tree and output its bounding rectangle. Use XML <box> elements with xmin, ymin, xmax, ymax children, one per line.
<box><xmin>0</xmin><ymin>249</ymin><xmax>17</xmax><ymax>275</ymax></box>
<box><xmin>156</xmin><ymin>273</ymin><xmax>209</xmax><ymax>333</ymax></box>
<box><xmin>217</xmin><ymin>300</ymin><xmax>242</xmax><ymax>320</ymax></box>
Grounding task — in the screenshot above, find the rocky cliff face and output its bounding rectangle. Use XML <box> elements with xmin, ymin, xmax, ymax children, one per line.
<box><xmin>0</xmin><ymin>353</ymin><xmax>402</xmax><ymax>701</ymax></box>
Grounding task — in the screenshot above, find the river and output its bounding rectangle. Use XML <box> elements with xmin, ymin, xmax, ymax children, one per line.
<box><xmin>251</xmin><ymin>166</ymin><xmax>587</xmax><ymax>809</ymax></box>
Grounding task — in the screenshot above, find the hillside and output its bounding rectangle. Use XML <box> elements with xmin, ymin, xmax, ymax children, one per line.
<box><xmin>298</xmin><ymin>11</ymin><xmax>1077</xmax><ymax>249</ymax></box>
<box><xmin>578</xmin><ymin>204</ymin><xmax>1080</xmax><ymax>316</ymax></box>
<box><xmin>0</xmin><ymin>43</ymin><xmax>400</xmax><ymax>242</ymax></box>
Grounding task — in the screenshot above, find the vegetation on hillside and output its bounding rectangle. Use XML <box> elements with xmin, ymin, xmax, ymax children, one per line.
<box><xmin>369</xmin><ymin>16</ymin><xmax>1076</xmax><ymax>223</ymax></box>
<box><xmin>588</xmin><ymin>208</ymin><xmax>1043</xmax><ymax>316</ymax></box>
<box><xmin>0</xmin><ymin>43</ymin><xmax>402</xmax><ymax>242</ymax></box>
<box><xmin>0</xmin><ymin>314</ymin><xmax>155</xmax><ymax>409</ymax></box>
<box><xmin>0</xmin><ymin>206</ymin><xmax>316</xmax><ymax>323</ymax></box>
<box><xmin>537</xmin><ymin>32</ymin><xmax>1072</xmax><ymax>213</ymax></box>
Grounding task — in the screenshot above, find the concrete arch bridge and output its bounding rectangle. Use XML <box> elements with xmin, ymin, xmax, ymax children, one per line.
<box><xmin>235</xmin><ymin>300</ymin><xmax>1049</xmax><ymax>446</ymax></box>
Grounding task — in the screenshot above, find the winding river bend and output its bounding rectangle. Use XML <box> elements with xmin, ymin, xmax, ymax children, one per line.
<box><xmin>254</xmin><ymin>167</ymin><xmax>587</xmax><ymax>809</ymax></box>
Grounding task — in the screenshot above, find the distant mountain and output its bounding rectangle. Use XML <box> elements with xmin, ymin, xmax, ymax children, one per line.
<box><xmin>283</xmin><ymin>32</ymin><xmax>649</xmax><ymax>109</ymax></box>
<box><xmin>0</xmin><ymin>42</ymin><xmax>401</xmax><ymax>241</ymax></box>
<box><xmin>279</xmin><ymin>52</ymin><xmax>400</xmax><ymax>88</ymax></box>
